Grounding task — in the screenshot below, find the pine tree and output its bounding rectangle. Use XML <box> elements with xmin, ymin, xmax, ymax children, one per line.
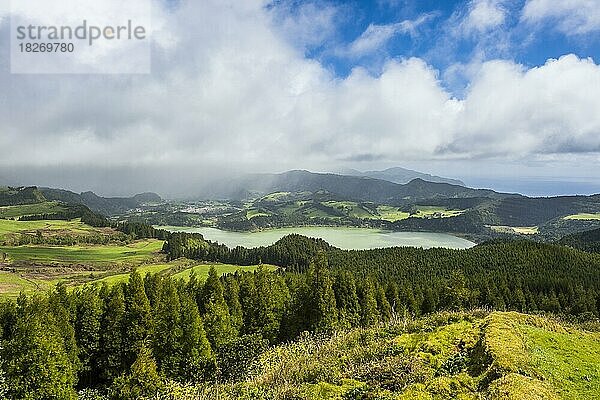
<box><xmin>47</xmin><ymin>283</ymin><xmax>80</xmax><ymax>374</ymax></box>
<box><xmin>400</xmin><ymin>285</ymin><xmax>419</xmax><ymax>316</ymax></box>
<box><xmin>359</xmin><ymin>278</ymin><xmax>379</xmax><ymax>327</ymax></box>
<box><xmin>100</xmin><ymin>283</ymin><xmax>127</xmax><ymax>382</ymax></box>
<box><xmin>443</xmin><ymin>270</ymin><xmax>470</xmax><ymax>311</ymax></box>
<box><xmin>153</xmin><ymin>278</ymin><xmax>183</xmax><ymax>378</ymax></box>
<box><xmin>421</xmin><ymin>287</ymin><xmax>436</xmax><ymax>315</ymax></box>
<box><xmin>251</xmin><ymin>265</ymin><xmax>289</xmax><ymax>342</ymax></box>
<box><xmin>333</xmin><ymin>271</ymin><xmax>360</xmax><ymax>328</ymax></box>
<box><xmin>124</xmin><ymin>270</ymin><xmax>154</xmax><ymax>367</ymax></box>
<box><xmin>307</xmin><ymin>252</ymin><xmax>338</xmax><ymax>333</ymax></box>
<box><xmin>179</xmin><ymin>291</ymin><xmax>214</xmax><ymax>381</ymax></box>
<box><xmin>109</xmin><ymin>345</ymin><xmax>162</xmax><ymax>400</ymax></box>
<box><xmin>3</xmin><ymin>297</ymin><xmax>78</xmax><ymax>399</ymax></box>
<box><xmin>223</xmin><ymin>275</ymin><xmax>243</xmax><ymax>333</ymax></box>
<box><xmin>375</xmin><ymin>283</ymin><xmax>392</xmax><ymax>322</ymax></box>
<box><xmin>74</xmin><ymin>285</ymin><xmax>103</xmax><ymax>386</ymax></box>
<box><xmin>0</xmin><ymin>299</ymin><xmax>16</xmax><ymax>341</ymax></box>
<box><xmin>201</xmin><ymin>267</ymin><xmax>236</xmax><ymax>349</ymax></box>
<box><xmin>385</xmin><ymin>282</ymin><xmax>402</xmax><ymax>317</ymax></box>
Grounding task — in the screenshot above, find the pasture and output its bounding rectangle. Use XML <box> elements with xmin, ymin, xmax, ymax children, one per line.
<box><xmin>564</xmin><ymin>213</ymin><xmax>600</xmax><ymax>221</ymax></box>
<box><xmin>489</xmin><ymin>225</ymin><xmax>539</xmax><ymax>235</ymax></box>
<box><xmin>171</xmin><ymin>262</ymin><xmax>278</xmax><ymax>281</ymax></box>
<box><xmin>0</xmin><ymin>201</ymin><xmax>67</xmax><ymax>218</ymax></box>
<box><xmin>0</xmin><ymin>239</ymin><xmax>164</xmax><ymax>266</ymax></box>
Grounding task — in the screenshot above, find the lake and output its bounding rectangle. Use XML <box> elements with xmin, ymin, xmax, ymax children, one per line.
<box><xmin>157</xmin><ymin>226</ymin><xmax>475</xmax><ymax>250</ymax></box>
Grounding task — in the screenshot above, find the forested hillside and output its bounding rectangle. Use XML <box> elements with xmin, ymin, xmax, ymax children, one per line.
<box><xmin>163</xmin><ymin>233</ymin><xmax>600</xmax><ymax>317</ymax></box>
<box><xmin>1</xmin><ymin>266</ymin><xmax>598</xmax><ymax>399</ymax></box>
<box><xmin>0</xmin><ymin>186</ymin><xmax>46</xmax><ymax>206</ymax></box>
<box><xmin>201</xmin><ymin>170</ymin><xmax>508</xmax><ymax>202</ymax></box>
<box><xmin>342</xmin><ymin>166</ymin><xmax>466</xmax><ymax>186</ymax></box>
<box><xmin>40</xmin><ymin>188</ymin><xmax>162</xmax><ymax>216</ymax></box>
<box><xmin>559</xmin><ymin>228</ymin><xmax>600</xmax><ymax>253</ymax></box>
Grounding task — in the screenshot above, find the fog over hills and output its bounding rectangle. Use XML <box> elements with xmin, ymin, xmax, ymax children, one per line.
<box><xmin>200</xmin><ymin>169</ymin><xmax>509</xmax><ymax>201</ymax></box>
<box><xmin>340</xmin><ymin>167</ymin><xmax>465</xmax><ymax>186</ymax></box>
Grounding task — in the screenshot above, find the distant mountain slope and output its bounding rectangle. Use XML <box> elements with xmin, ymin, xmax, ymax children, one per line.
<box><xmin>40</xmin><ymin>188</ymin><xmax>162</xmax><ymax>216</ymax></box>
<box><xmin>559</xmin><ymin>228</ymin><xmax>600</xmax><ymax>253</ymax></box>
<box><xmin>481</xmin><ymin>195</ymin><xmax>600</xmax><ymax>226</ymax></box>
<box><xmin>0</xmin><ymin>186</ymin><xmax>46</xmax><ymax>206</ymax></box>
<box><xmin>203</xmin><ymin>170</ymin><xmax>507</xmax><ymax>202</ymax></box>
<box><xmin>341</xmin><ymin>166</ymin><xmax>465</xmax><ymax>186</ymax></box>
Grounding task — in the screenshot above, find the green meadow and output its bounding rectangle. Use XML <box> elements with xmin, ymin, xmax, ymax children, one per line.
<box><xmin>246</xmin><ymin>209</ymin><xmax>271</xmax><ymax>219</ymax></box>
<box><xmin>411</xmin><ymin>205</ymin><xmax>465</xmax><ymax>218</ymax></box>
<box><xmin>374</xmin><ymin>205</ymin><xmax>410</xmax><ymax>221</ymax></box>
<box><xmin>0</xmin><ymin>218</ymin><xmax>99</xmax><ymax>241</ymax></box>
<box><xmin>204</xmin><ymin>311</ymin><xmax>600</xmax><ymax>399</ymax></box>
<box><xmin>489</xmin><ymin>225</ymin><xmax>539</xmax><ymax>235</ymax></box>
<box><xmin>171</xmin><ymin>262</ymin><xmax>278</xmax><ymax>281</ymax></box>
<box><xmin>564</xmin><ymin>213</ymin><xmax>600</xmax><ymax>220</ymax></box>
<box><xmin>0</xmin><ymin>240</ymin><xmax>164</xmax><ymax>265</ymax></box>
<box><xmin>0</xmin><ymin>201</ymin><xmax>67</xmax><ymax>218</ymax></box>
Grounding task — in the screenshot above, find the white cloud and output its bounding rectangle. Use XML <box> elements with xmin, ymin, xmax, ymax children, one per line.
<box><xmin>522</xmin><ymin>0</ymin><xmax>600</xmax><ymax>35</ymax></box>
<box><xmin>456</xmin><ymin>0</ymin><xmax>507</xmax><ymax>35</ymax></box>
<box><xmin>341</xmin><ymin>14</ymin><xmax>434</xmax><ymax>58</ymax></box>
<box><xmin>270</xmin><ymin>2</ymin><xmax>340</xmax><ymax>51</ymax></box>
<box><xmin>465</xmin><ymin>0</ymin><xmax>506</xmax><ymax>32</ymax></box>
<box><xmin>451</xmin><ymin>55</ymin><xmax>600</xmax><ymax>157</ymax></box>
<box><xmin>1</xmin><ymin>1</ymin><xmax>600</xmax><ymax>194</ymax></box>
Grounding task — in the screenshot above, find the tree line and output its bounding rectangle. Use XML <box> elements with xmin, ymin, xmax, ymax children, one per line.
<box><xmin>0</xmin><ymin>255</ymin><xmax>396</xmax><ymax>398</ymax></box>
<box><xmin>164</xmin><ymin>233</ymin><xmax>600</xmax><ymax>317</ymax></box>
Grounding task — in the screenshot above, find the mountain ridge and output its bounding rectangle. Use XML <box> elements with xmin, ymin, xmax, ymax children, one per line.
<box><xmin>201</xmin><ymin>169</ymin><xmax>510</xmax><ymax>202</ymax></box>
<box><xmin>341</xmin><ymin>166</ymin><xmax>466</xmax><ymax>186</ymax></box>
<box><xmin>39</xmin><ymin>188</ymin><xmax>162</xmax><ymax>216</ymax></box>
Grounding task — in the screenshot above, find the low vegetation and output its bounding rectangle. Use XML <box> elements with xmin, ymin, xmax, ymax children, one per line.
<box><xmin>564</xmin><ymin>213</ymin><xmax>600</xmax><ymax>220</ymax></box>
<box><xmin>0</xmin><ymin>201</ymin><xmax>68</xmax><ymax>218</ymax></box>
<box><xmin>489</xmin><ymin>225</ymin><xmax>539</xmax><ymax>235</ymax></box>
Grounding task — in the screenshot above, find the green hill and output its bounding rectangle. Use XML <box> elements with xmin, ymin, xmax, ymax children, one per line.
<box><xmin>342</xmin><ymin>166</ymin><xmax>466</xmax><ymax>186</ymax></box>
<box><xmin>0</xmin><ymin>186</ymin><xmax>46</xmax><ymax>206</ymax></box>
<box><xmin>160</xmin><ymin>311</ymin><xmax>599</xmax><ymax>399</ymax></box>
<box><xmin>559</xmin><ymin>228</ymin><xmax>600</xmax><ymax>253</ymax></box>
<box><xmin>41</xmin><ymin>188</ymin><xmax>162</xmax><ymax>216</ymax></box>
<box><xmin>203</xmin><ymin>170</ymin><xmax>509</xmax><ymax>202</ymax></box>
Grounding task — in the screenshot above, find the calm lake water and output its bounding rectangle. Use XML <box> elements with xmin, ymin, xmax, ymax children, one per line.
<box><xmin>157</xmin><ymin>226</ymin><xmax>475</xmax><ymax>250</ymax></box>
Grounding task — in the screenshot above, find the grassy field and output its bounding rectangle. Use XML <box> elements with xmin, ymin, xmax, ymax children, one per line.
<box><xmin>172</xmin><ymin>262</ymin><xmax>278</xmax><ymax>281</ymax></box>
<box><xmin>411</xmin><ymin>205</ymin><xmax>465</xmax><ymax>219</ymax></box>
<box><xmin>323</xmin><ymin>201</ymin><xmax>414</xmax><ymax>221</ymax></box>
<box><xmin>254</xmin><ymin>199</ymin><xmax>463</xmax><ymax>223</ymax></box>
<box><xmin>90</xmin><ymin>263</ymin><xmax>176</xmax><ymax>286</ymax></box>
<box><xmin>0</xmin><ymin>240</ymin><xmax>164</xmax><ymax>265</ymax></box>
<box><xmin>246</xmin><ymin>209</ymin><xmax>271</xmax><ymax>219</ymax></box>
<box><xmin>0</xmin><ymin>218</ymin><xmax>97</xmax><ymax>239</ymax></box>
<box><xmin>522</xmin><ymin>323</ymin><xmax>600</xmax><ymax>399</ymax></box>
<box><xmin>0</xmin><ymin>258</ymin><xmax>272</xmax><ymax>297</ymax></box>
<box><xmin>485</xmin><ymin>312</ymin><xmax>600</xmax><ymax>399</ymax></box>
<box><xmin>564</xmin><ymin>213</ymin><xmax>600</xmax><ymax>221</ymax></box>
<box><xmin>0</xmin><ymin>218</ymin><xmax>116</xmax><ymax>246</ymax></box>
<box><xmin>0</xmin><ymin>271</ymin><xmax>43</xmax><ymax>295</ymax></box>
<box><xmin>0</xmin><ymin>201</ymin><xmax>67</xmax><ymax>218</ymax></box>
<box><xmin>181</xmin><ymin>311</ymin><xmax>599</xmax><ymax>399</ymax></box>
<box><xmin>489</xmin><ymin>225</ymin><xmax>539</xmax><ymax>235</ymax></box>
<box><xmin>260</xmin><ymin>192</ymin><xmax>292</xmax><ymax>201</ymax></box>
<box><xmin>375</xmin><ymin>205</ymin><xmax>410</xmax><ymax>221</ymax></box>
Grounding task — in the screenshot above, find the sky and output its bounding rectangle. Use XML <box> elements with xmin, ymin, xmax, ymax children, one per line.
<box><xmin>1</xmin><ymin>0</ymin><xmax>600</xmax><ymax>196</ymax></box>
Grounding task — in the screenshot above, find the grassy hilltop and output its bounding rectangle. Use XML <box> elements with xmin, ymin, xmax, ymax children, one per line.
<box><xmin>188</xmin><ymin>311</ymin><xmax>599</xmax><ymax>399</ymax></box>
<box><xmin>89</xmin><ymin>310</ymin><xmax>600</xmax><ymax>399</ymax></box>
